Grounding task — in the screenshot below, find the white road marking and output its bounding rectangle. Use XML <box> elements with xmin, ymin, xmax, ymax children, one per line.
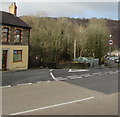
<box><xmin>50</xmin><ymin>69</ymin><xmax>58</xmax><ymax>81</ymax></box>
<box><xmin>108</xmin><ymin>71</ymin><xmax>119</xmax><ymax>74</ymax></box>
<box><xmin>56</xmin><ymin>77</ymin><xmax>63</xmax><ymax>79</ymax></box>
<box><xmin>66</xmin><ymin>70</ymin><xmax>118</xmax><ymax>80</ymax></box>
<box><xmin>70</xmin><ymin>77</ymin><xmax>78</xmax><ymax>80</ymax></box>
<box><xmin>10</xmin><ymin>96</ymin><xmax>95</xmax><ymax>115</ymax></box>
<box><xmin>92</xmin><ymin>72</ymin><xmax>102</xmax><ymax>75</ymax></box>
<box><xmin>75</xmin><ymin>76</ymin><xmax>83</xmax><ymax>79</ymax></box>
<box><xmin>50</xmin><ymin>69</ymin><xmax>53</xmax><ymax>72</ymax></box>
<box><xmin>70</xmin><ymin>76</ymin><xmax>82</xmax><ymax>79</ymax></box>
<box><xmin>37</xmin><ymin>81</ymin><xmax>42</xmax><ymax>84</ymax></box>
<box><xmin>1</xmin><ymin>85</ymin><xmax>11</xmax><ymax>88</ymax></box>
<box><xmin>67</xmin><ymin>75</ymin><xmax>77</xmax><ymax>78</ymax></box>
<box><xmin>68</xmin><ymin>69</ymin><xmax>89</xmax><ymax>73</ymax></box>
<box><xmin>104</xmin><ymin>70</ymin><xmax>119</xmax><ymax>75</ymax></box>
<box><xmin>105</xmin><ymin>71</ymin><xmax>113</xmax><ymax>74</ymax></box>
<box><xmin>2</xmin><ymin>81</ymin><xmax>52</xmax><ymax>88</ymax></box>
<box><xmin>17</xmin><ymin>83</ymin><xmax>32</xmax><ymax>86</ymax></box>
<box><xmin>25</xmin><ymin>82</ymin><xmax>32</xmax><ymax>85</ymax></box>
<box><xmin>17</xmin><ymin>84</ymin><xmax>26</xmax><ymax>86</ymax></box>
<box><xmin>59</xmin><ymin>78</ymin><xmax>67</xmax><ymax>81</ymax></box>
<box><xmin>114</xmin><ymin>70</ymin><xmax>119</xmax><ymax>73</ymax></box>
<box><xmin>83</xmin><ymin>74</ymin><xmax>92</xmax><ymax>78</ymax></box>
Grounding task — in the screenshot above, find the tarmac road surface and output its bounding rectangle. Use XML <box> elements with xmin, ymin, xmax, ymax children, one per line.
<box><xmin>2</xmin><ymin>69</ymin><xmax>53</xmax><ymax>86</ymax></box>
<box><xmin>2</xmin><ymin>67</ymin><xmax>119</xmax><ymax>88</ymax></box>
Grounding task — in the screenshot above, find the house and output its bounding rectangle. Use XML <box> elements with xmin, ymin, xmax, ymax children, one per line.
<box><xmin>0</xmin><ymin>3</ymin><xmax>31</xmax><ymax>70</ymax></box>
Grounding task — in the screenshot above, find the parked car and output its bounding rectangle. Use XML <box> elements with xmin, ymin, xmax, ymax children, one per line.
<box><xmin>107</xmin><ymin>56</ymin><xmax>119</xmax><ymax>63</ymax></box>
<box><xmin>76</xmin><ymin>57</ymin><xmax>95</xmax><ymax>67</ymax></box>
<box><xmin>114</xmin><ymin>57</ymin><xmax>120</xmax><ymax>63</ymax></box>
<box><xmin>104</xmin><ymin>56</ymin><xmax>120</xmax><ymax>67</ymax></box>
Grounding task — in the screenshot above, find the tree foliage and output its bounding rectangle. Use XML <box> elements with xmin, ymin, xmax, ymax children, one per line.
<box><xmin>21</xmin><ymin>15</ymin><xmax>110</xmax><ymax>64</ymax></box>
<box><xmin>82</xmin><ymin>18</ymin><xmax>110</xmax><ymax>63</ymax></box>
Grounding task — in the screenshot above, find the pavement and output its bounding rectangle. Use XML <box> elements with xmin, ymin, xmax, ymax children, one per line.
<box><xmin>2</xmin><ymin>81</ymin><xmax>118</xmax><ymax>115</ymax></box>
<box><xmin>1</xmin><ymin>67</ymin><xmax>119</xmax><ymax>115</ymax></box>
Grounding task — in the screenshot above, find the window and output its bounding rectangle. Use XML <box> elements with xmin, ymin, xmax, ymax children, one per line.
<box><xmin>2</xmin><ymin>28</ymin><xmax>9</xmax><ymax>42</ymax></box>
<box><xmin>15</xmin><ymin>29</ymin><xmax>21</xmax><ymax>43</ymax></box>
<box><xmin>13</xmin><ymin>50</ymin><xmax>22</xmax><ymax>62</ymax></box>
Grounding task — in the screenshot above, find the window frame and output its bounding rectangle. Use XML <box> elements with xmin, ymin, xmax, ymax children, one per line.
<box><xmin>13</xmin><ymin>50</ymin><xmax>22</xmax><ymax>62</ymax></box>
<box><xmin>2</xmin><ymin>27</ymin><xmax>9</xmax><ymax>43</ymax></box>
<box><xmin>14</xmin><ymin>29</ymin><xmax>22</xmax><ymax>43</ymax></box>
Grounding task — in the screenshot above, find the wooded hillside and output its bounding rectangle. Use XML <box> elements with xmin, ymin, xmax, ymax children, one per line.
<box><xmin>21</xmin><ymin>15</ymin><xmax>119</xmax><ymax>65</ymax></box>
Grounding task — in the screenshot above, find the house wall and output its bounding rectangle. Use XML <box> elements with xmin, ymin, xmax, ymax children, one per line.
<box><xmin>1</xmin><ymin>25</ymin><xmax>30</xmax><ymax>70</ymax></box>
<box><xmin>1</xmin><ymin>45</ymin><xmax>28</xmax><ymax>70</ymax></box>
<box><xmin>0</xmin><ymin>46</ymin><xmax>2</xmax><ymax>70</ymax></box>
<box><xmin>1</xmin><ymin>25</ymin><xmax>30</xmax><ymax>45</ymax></box>
<box><xmin>0</xmin><ymin>25</ymin><xmax>2</xmax><ymax>70</ymax></box>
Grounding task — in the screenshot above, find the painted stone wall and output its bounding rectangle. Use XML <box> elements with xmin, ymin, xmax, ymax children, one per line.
<box><xmin>1</xmin><ymin>45</ymin><xmax>29</xmax><ymax>70</ymax></box>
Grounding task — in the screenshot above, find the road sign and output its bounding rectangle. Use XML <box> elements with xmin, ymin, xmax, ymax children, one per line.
<box><xmin>108</xmin><ymin>39</ymin><xmax>113</xmax><ymax>46</ymax></box>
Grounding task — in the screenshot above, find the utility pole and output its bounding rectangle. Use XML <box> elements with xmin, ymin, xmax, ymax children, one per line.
<box><xmin>74</xmin><ymin>39</ymin><xmax>76</xmax><ymax>60</ymax></box>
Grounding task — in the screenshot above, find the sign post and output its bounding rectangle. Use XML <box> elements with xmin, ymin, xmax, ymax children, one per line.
<box><xmin>108</xmin><ymin>39</ymin><xmax>113</xmax><ymax>46</ymax></box>
<box><xmin>108</xmin><ymin>39</ymin><xmax>113</xmax><ymax>56</ymax></box>
<box><xmin>108</xmin><ymin>35</ymin><xmax>113</xmax><ymax>67</ymax></box>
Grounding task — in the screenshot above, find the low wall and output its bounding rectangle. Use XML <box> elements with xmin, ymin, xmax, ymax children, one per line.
<box><xmin>33</xmin><ymin>62</ymin><xmax>90</xmax><ymax>69</ymax></box>
<box><xmin>57</xmin><ymin>63</ymin><xmax>90</xmax><ymax>69</ymax></box>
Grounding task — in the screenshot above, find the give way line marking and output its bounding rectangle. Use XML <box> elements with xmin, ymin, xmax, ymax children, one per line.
<box><xmin>10</xmin><ymin>96</ymin><xmax>95</xmax><ymax>115</ymax></box>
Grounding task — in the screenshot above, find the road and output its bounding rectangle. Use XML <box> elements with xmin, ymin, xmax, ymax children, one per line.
<box><xmin>52</xmin><ymin>68</ymin><xmax>119</xmax><ymax>94</ymax></box>
<box><xmin>2</xmin><ymin>67</ymin><xmax>119</xmax><ymax>115</ymax></box>
<box><xmin>2</xmin><ymin>68</ymin><xmax>119</xmax><ymax>94</ymax></box>
<box><xmin>2</xmin><ymin>69</ymin><xmax>53</xmax><ymax>86</ymax></box>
